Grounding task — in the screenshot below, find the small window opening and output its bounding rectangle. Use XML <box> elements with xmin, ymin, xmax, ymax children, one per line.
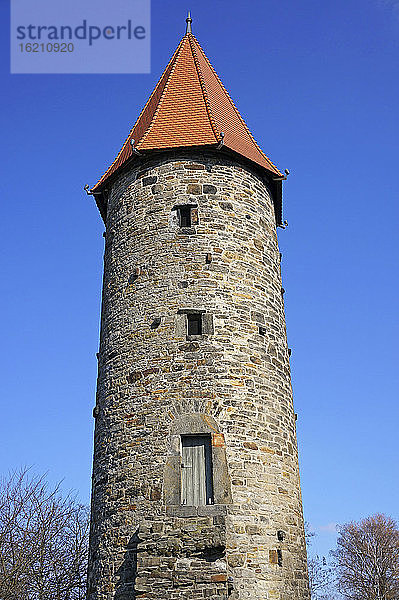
<box><xmin>187</xmin><ymin>313</ymin><xmax>202</xmax><ymax>336</ymax></box>
<box><xmin>258</xmin><ymin>326</ymin><xmax>266</xmax><ymax>336</ymax></box>
<box><xmin>150</xmin><ymin>317</ymin><xmax>161</xmax><ymax>330</ymax></box>
<box><xmin>277</xmin><ymin>549</ymin><xmax>283</xmax><ymax>566</ymax></box>
<box><xmin>128</xmin><ymin>268</ymin><xmax>140</xmax><ymax>284</ymax></box>
<box><xmin>181</xmin><ymin>435</ymin><xmax>213</xmax><ymax>506</ymax></box>
<box><xmin>178</xmin><ymin>205</ymin><xmax>192</xmax><ymax>228</ymax></box>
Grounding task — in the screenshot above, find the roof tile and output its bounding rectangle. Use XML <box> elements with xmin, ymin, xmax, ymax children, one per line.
<box><xmin>92</xmin><ymin>33</ymin><xmax>282</xmax><ymax>192</ymax></box>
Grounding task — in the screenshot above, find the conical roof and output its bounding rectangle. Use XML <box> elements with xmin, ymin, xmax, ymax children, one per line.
<box><xmin>91</xmin><ymin>31</ymin><xmax>283</xmax><ymax>194</ymax></box>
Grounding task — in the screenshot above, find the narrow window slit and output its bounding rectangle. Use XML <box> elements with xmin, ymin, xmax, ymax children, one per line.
<box><xmin>178</xmin><ymin>205</ymin><xmax>192</xmax><ymax>227</ymax></box>
<box><xmin>187</xmin><ymin>313</ymin><xmax>202</xmax><ymax>336</ymax></box>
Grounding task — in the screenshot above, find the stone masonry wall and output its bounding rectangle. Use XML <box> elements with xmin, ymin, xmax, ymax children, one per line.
<box><xmin>87</xmin><ymin>150</ymin><xmax>310</xmax><ymax>600</ymax></box>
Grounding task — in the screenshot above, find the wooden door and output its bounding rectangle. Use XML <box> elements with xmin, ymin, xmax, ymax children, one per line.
<box><xmin>181</xmin><ymin>436</ymin><xmax>213</xmax><ymax>505</ymax></box>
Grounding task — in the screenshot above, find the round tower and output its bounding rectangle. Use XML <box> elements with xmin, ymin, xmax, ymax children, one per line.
<box><xmin>87</xmin><ymin>20</ymin><xmax>310</xmax><ymax>600</ymax></box>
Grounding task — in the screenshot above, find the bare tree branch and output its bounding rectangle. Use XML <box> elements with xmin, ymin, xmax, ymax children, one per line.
<box><xmin>333</xmin><ymin>513</ymin><xmax>399</xmax><ymax>600</ymax></box>
<box><xmin>0</xmin><ymin>468</ymin><xmax>89</xmax><ymax>600</ymax></box>
<box><xmin>305</xmin><ymin>522</ymin><xmax>336</xmax><ymax>599</ymax></box>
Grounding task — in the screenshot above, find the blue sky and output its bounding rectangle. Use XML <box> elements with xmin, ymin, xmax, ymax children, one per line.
<box><xmin>1</xmin><ymin>0</ymin><xmax>398</xmax><ymax>559</ymax></box>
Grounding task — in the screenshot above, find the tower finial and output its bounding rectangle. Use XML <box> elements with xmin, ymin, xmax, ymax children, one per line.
<box><xmin>186</xmin><ymin>11</ymin><xmax>192</xmax><ymax>34</ymax></box>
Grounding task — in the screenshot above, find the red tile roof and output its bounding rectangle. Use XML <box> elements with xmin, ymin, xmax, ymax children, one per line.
<box><xmin>92</xmin><ymin>32</ymin><xmax>282</xmax><ymax>193</ymax></box>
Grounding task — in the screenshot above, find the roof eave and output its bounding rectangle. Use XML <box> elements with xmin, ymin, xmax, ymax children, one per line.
<box><xmin>91</xmin><ymin>144</ymin><xmax>284</xmax><ymax>227</ymax></box>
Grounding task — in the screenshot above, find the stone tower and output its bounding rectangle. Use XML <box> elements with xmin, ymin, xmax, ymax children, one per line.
<box><xmin>87</xmin><ymin>16</ymin><xmax>310</xmax><ymax>600</ymax></box>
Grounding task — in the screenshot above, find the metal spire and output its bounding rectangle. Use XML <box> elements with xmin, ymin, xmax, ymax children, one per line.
<box><xmin>186</xmin><ymin>11</ymin><xmax>192</xmax><ymax>34</ymax></box>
